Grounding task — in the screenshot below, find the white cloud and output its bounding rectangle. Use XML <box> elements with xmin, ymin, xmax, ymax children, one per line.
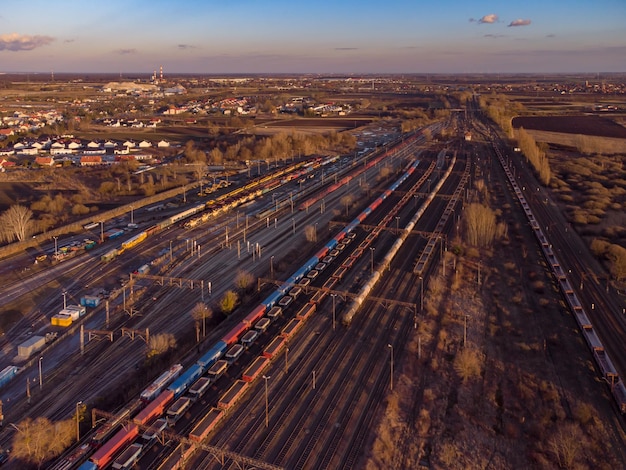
<box><xmin>508</xmin><ymin>19</ymin><xmax>531</xmax><ymax>27</ymax></box>
<box><xmin>0</xmin><ymin>33</ymin><xmax>54</xmax><ymax>51</ymax></box>
<box><xmin>479</xmin><ymin>14</ymin><xmax>498</xmax><ymax>24</ymax></box>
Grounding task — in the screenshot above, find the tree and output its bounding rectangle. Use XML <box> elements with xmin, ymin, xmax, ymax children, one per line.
<box><xmin>235</xmin><ymin>270</ymin><xmax>254</xmax><ymax>292</ymax></box>
<box><xmin>11</xmin><ymin>417</ymin><xmax>74</xmax><ymax>469</ymax></box>
<box><xmin>464</xmin><ymin>203</ymin><xmax>497</xmax><ymax>248</ymax></box>
<box><xmin>0</xmin><ymin>204</ymin><xmax>34</xmax><ymax>242</ymax></box>
<box><xmin>340</xmin><ymin>195</ymin><xmax>353</xmax><ymax>217</ymax></box>
<box><xmin>191</xmin><ymin>302</ymin><xmax>212</xmax><ymax>340</ymax></box>
<box><xmin>146</xmin><ymin>333</ymin><xmax>176</xmax><ymax>358</ymax></box>
<box><xmin>548</xmin><ymin>422</ymin><xmax>585</xmax><ymax>469</ymax></box>
<box><xmin>220</xmin><ymin>290</ymin><xmax>239</xmax><ymax>315</ymax></box>
<box><xmin>304</xmin><ymin>224</ymin><xmax>317</xmax><ymax>242</ymax></box>
<box><xmin>453</xmin><ymin>348</ymin><xmax>482</xmax><ymax>383</ymax></box>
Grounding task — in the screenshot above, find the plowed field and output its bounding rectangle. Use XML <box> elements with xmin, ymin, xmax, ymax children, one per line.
<box><xmin>512</xmin><ymin>115</ymin><xmax>626</xmax><ymax>139</ymax></box>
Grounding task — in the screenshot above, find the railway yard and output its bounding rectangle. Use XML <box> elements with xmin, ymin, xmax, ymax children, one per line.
<box><xmin>1</xmin><ymin>108</ymin><xmax>626</xmax><ymax>469</ymax></box>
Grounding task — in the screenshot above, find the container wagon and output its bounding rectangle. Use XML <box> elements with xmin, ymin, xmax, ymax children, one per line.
<box><xmin>189</xmin><ymin>408</ymin><xmax>224</xmax><ymax>443</ymax></box>
<box><xmin>112</xmin><ymin>443</ymin><xmax>143</xmax><ymax>470</ymax></box>
<box><xmin>263</xmin><ymin>336</ymin><xmax>286</xmax><ymax>359</ymax></box>
<box><xmin>166</xmin><ymin>397</ymin><xmax>192</xmax><ymax>425</ymax></box>
<box><xmin>217</xmin><ymin>380</ymin><xmax>248</xmax><ymax>410</ymax></box>
<box><xmin>281</xmin><ymin>318</ymin><xmax>302</xmax><ymax>339</ymax></box>
<box><xmin>207</xmin><ymin>360</ymin><xmax>229</xmax><ymax>382</ymax></box>
<box><xmin>255</xmin><ymin>317</ymin><xmax>271</xmax><ymax>332</ymax></box>
<box><xmin>225</xmin><ymin>344</ymin><xmax>244</xmax><ymax>363</ymax></box>
<box><xmin>188</xmin><ymin>377</ymin><xmax>211</xmax><ymax>399</ymax></box>
<box><xmin>242</xmin><ymin>356</ymin><xmax>270</xmax><ymax>382</ymax></box>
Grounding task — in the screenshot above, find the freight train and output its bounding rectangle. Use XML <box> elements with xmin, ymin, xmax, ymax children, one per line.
<box><xmin>78</xmin><ymin>139</ymin><xmax>421</xmax><ymax>470</ymax></box>
<box><xmin>99</xmin><ymin>158</ymin><xmax>323</xmax><ymax>263</ymax></box>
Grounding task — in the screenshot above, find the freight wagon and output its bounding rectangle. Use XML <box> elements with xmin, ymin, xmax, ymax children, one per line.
<box><xmin>189</xmin><ymin>408</ymin><xmax>224</xmax><ymax>443</ymax></box>
<box><xmin>218</xmin><ymin>380</ymin><xmax>248</xmax><ymax>410</ymax></box>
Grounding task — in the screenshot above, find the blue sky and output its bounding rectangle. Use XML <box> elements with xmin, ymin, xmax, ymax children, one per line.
<box><xmin>0</xmin><ymin>0</ymin><xmax>624</xmax><ymax>74</ymax></box>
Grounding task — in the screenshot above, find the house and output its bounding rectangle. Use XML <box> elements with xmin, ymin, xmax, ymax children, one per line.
<box><xmin>138</xmin><ymin>140</ymin><xmax>152</xmax><ymax>148</ymax></box>
<box><xmin>157</xmin><ymin>140</ymin><xmax>170</xmax><ymax>148</ymax></box>
<box><xmin>123</xmin><ymin>140</ymin><xmax>136</xmax><ymax>149</ymax></box>
<box><xmin>0</xmin><ymin>158</ymin><xmax>16</xmax><ymax>171</ymax></box>
<box><xmin>0</xmin><ymin>128</ymin><xmax>15</xmax><ymax>138</ymax></box>
<box><xmin>80</xmin><ymin>155</ymin><xmax>102</xmax><ymax>166</ymax></box>
<box><xmin>35</xmin><ymin>156</ymin><xmax>55</xmax><ymax>167</ymax></box>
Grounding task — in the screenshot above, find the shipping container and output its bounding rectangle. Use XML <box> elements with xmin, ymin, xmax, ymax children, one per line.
<box><xmin>135</xmin><ymin>389</ymin><xmax>174</xmax><ymax>425</ymax></box>
<box><xmin>197</xmin><ymin>341</ymin><xmax>228</xmax><ymax>368</ymax></box>
<box><xmin>242</xmin><ymin>356</ymin><xmax>270</xmax><ymax>382</ymax></box>
<box><xmin>222</xmin><ymin>321</ymin><xmax>248</xmax><ymax>345</ymax></box>
<box><xmin>51</xmin><ymin>314</ymin><xmax>73</xmax><ymax>327</ymax></box>
<box><xmin>17</xmin><ymin>336</ymin><xmax>46</xmax><ymax>358</ymax></box>
<box><xmin>167</xmin><ymin>364</ymin><xmax>203</xmax><ymax>398</ymax></box>
<box><xmin>243</xmin><ymin>305</ymin><xmax>266</xmax><ymax>326</ymax></box>
<box><xmin>217</xmin><ymin>380</ymin><xmax>248</xmax><ymax>410</ymax></box>
<box><xmin>0</xmin><ymin>366</ymin><xmax>18</xmax><ymax>389</ymax></box>
<box><xmin>189</xmin><ymin>408</ymin><xmax>224</xmax><ymax>443</ymax></box>
<box><xmin>80</xmin><ymin>295</ymin><xmax>101</xmax><ymax>308</ymax></box>
<box><xmin>90</xmin><ymin>424</ymin><xmax>139</xmax><ymax>467</ymax></box>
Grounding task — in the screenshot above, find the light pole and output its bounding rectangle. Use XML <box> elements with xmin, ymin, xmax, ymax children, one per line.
<box><xmin>99</xmin><ymin>221</ymin><xmax>104</xmax><ymax>243</ymax></box>
<box><xmin>270</xmin><ymin>256</ymin><xmax>275</xmax><ymax>279</ymax></box>
<box><xmin>169</xmin><ymin>240</ymin><xmax>173</xmax><ymax>262</ymax></box>
<box><xmin>130</xmin><ymin>205</ymin><xmax>134</xmax><ymax>225</ymax></box>
<box><xmin>262</xmin><ymin>375</ymin><xmax>270</xmax><ymax>427</ymax></box>
<box><xmin>419</xmin><ymin>276</ymin><xmax>424</xmax><ymax>313</ymax></box>
<box><xmin>76</xmin><ymin>401</ymin><xmax>83</xmax><ymax>441</ymax></box>
<box><xmin>388</xmin><ymin>344</ymin><xmax>393</xmax><ymax>391</ymax></box>
<box><xmin>53</xmin><ymin>236</ymin><xmax>58</xmax><ymax>256</ymax></box>
<box><xmin>285</xmin><ymin>347</ymin><xmax>289</xmax><ymax>374</ymax></box>
<box><xmin>369</xmin><ymin>247</ymin><xmax>375</xmax><ymax>274</ymax></box>
<box><xmin>331</xmin><ymin>294</ymin><xmax>337</xmax><ymax>331</ymax></box>
<box><xmin>395</xmin><ymin>216</ymin><xmax>400</xmax><ymax>233</ymax></box>
<box><xmin>38</xmin><ymin>356</ymin><xmax>43</xmax><ymax>391</ymax></box>
<box><xmin>62</xmin><ymin>291</ymin><xmax>67</xmax><ymax>309</ymax></box>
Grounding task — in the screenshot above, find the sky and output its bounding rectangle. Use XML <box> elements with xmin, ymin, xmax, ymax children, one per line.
<box><xmin>0</xmin><ymin>0</ymin><xmax>624</xmax><ymax>74</ymax></box>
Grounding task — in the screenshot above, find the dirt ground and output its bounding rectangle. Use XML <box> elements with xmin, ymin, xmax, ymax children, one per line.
<box><xmin>365</xmin><ymin>177</ymin><xmax>626</xmax><ymax>469</ymax></box>
<box><xmin>512</xmin><ymin>115</ymin><xmax>626</xmax><ymax>139</ymax></box>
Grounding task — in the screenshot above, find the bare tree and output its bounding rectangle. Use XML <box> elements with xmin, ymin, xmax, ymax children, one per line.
<box><xmin>548</xmin><ymin>422</ymin><xmax>585</xmax><ymax>469</ymax></box>
<box><xmin>146</xmin><ymin>333</ymin><xmax>176</xmax><ymax>358</ymax></box>
<box><xmin>235</xmin><ymin>270</ymin><xmax>254</xmax><ymax>291</ymax></box>
<box><xmin>11</xmin><ymin>417</ymin><xmax>74</xmax><ymax>469</ymax></box>
<box><xmin>0</xmin><ymin>204</ymin><xmax>34</xmax><ymax>242</ymax></box>
<box><xmin>340</xmin><ymin>195</ymin><xmax>353</xmax><ymax>217</ymax></box>
<box><xmin>191</xmin><ymin>302</ymin><xmax>212</xmax><ymax>339</ymax></box>
<box><xmin>304</xmin><ymin>224</ymin><xmax>317</xmax><ymax>242</ymax></box>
